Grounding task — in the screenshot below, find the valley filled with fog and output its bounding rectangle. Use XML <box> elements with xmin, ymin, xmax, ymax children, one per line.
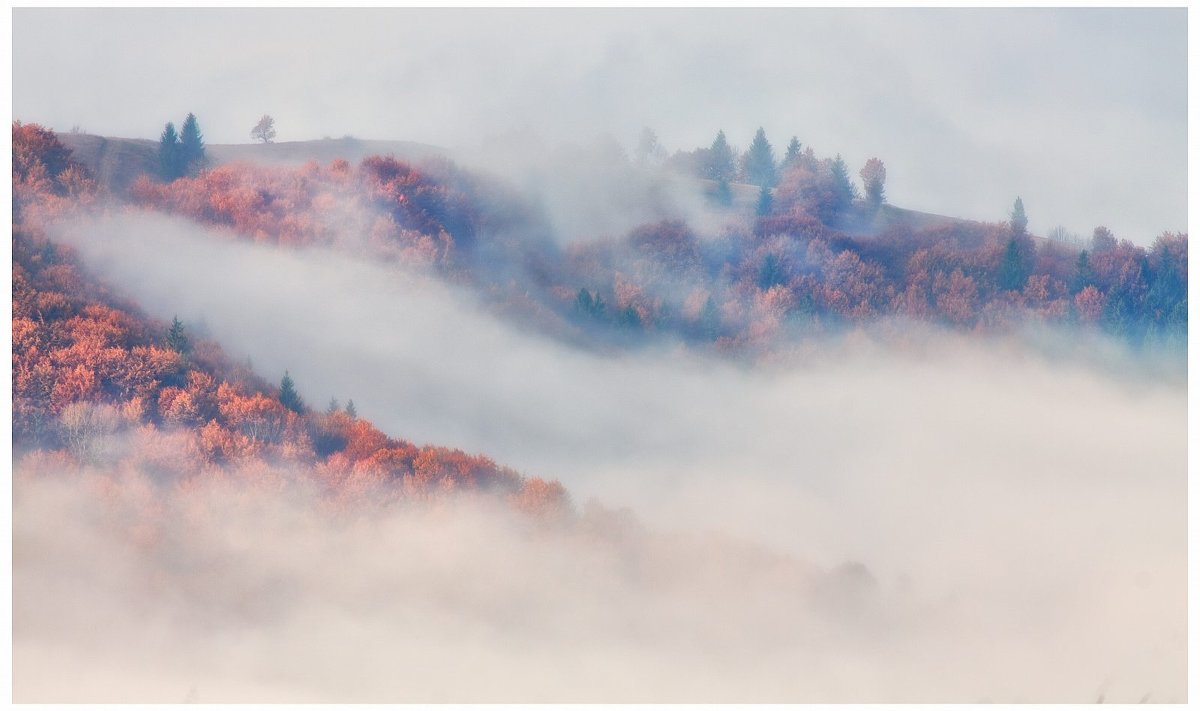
<box><xmin>15</xmin><ymin>211</ymin><xmax>1184</xmax><ymax>702</ymax></box>
<box><xmin>13</xmin><ymin>7</ymin><xmax>1187</xmax><ymax>704</ymax></box>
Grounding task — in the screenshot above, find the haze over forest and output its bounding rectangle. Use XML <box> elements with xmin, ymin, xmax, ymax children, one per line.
<box><xmin>10</xmin><ymin>7</ymin><xmax>1188</xmax><ymax>704</ymax></box>
<box><xmin>14</xmin><ymin>7</ymin><xmax>1186</xmax><ymax>243</ymax></box>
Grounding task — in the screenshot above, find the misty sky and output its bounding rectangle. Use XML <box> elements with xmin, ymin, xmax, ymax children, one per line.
<box><xmin>13</xmin><ymin>8</ymin><xmax>1186</xmax><ymax>241</ymax></box>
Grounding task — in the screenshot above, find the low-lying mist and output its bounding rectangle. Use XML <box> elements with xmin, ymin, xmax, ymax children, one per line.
<box><xmin>23</xmin><ymin>211</ymin><xmax>1187</xmax><ymax>701</ymax></box>
<box><xmin>460</xmin><ymin>131</ymin><xmax>736</xmax><ymax>244</ymax></box>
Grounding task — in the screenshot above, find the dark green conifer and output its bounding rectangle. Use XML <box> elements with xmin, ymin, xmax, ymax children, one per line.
<box><xmin>166</xmin><ymin>316</ymin><xmax>190</xmax><ymax>355</ymax></box>
<box><xmin>829</xmin><ymin>154</ymin><xmax>855</xmax><ymax>215</ymax></box>
<box><xmin>1010</xmin><ymin>197</ymin><xmax>1028</xmax><ymax>238</ymax></box>
<box><xmin>756</xmin><ymin>185</ymin><xmax>773</xmax><ymax>216</ymax></box>
<box><xmin>783</xmin><ymin>136</ymin><xmax>801</xmax><ymax>166</ymax></box>
<box><xmin>998</xmin><ymin>238</ymin><xmax>1028</xmax><ymax>292</ymax></box>
<box><xmin>1069</xmin><ymin>250</ymin><xmax>1094</xmax><ymax>294</ymax></box>
<box><xmin>705</xmin><ymin>130</ymin><xmax>735</xmax><ymax>183</ymax></box>
<box><xmin>279</xmin><ymin>371</ymin><xmax>304</xmax><ymax>414</ymax></box>
<box><xmin>179</xmin><ymin>113</ymin><xmax>206</xmax><ymax>176</ymax></box>
<box><xmin>743</xmin><ymin>127</ymin><xmax>777</xmax><ymax>188</ymax></box>
<box><xmin>158</xmin><ymin>122</ymin><xmax>181</xmax><ymax>180</ymax></box>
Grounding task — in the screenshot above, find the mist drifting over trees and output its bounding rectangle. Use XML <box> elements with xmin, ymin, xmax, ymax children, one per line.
<box><xmin>11</xmin><ymin>7</ymin><xmax>1187</xmax><ymax>703</ymax></box>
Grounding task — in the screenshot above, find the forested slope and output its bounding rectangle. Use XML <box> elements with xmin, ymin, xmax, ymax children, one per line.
<box><xmin>14</xmin><ymin>122</ymin><xmax>569</xmax><ymax>517</ymax></box>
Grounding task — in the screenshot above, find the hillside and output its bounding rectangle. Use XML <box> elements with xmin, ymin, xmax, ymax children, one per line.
<box><xmin>208</xmin><ymin>136</ymin><xmax>446</xmax><ymax>167</ymax></box>
<box><xmin>59</xmin><ymin>132</ymin><xmax>445</xmax><ymax>196</ymax></box>
<box><xmin>54</xmin><ymin>133</ymin><xmax>159</xmax><ymax>195</ymax></box>
<box><xmin>12</xmin><ymin>120</ymin><xmax>1188</xmax><ymax>704</ymax></box>
<box><xmin>72</xmin><ymin>131</ymin><xmax>1179</xmax><ymax>352</ymax></box>
<box><xmin>62</xmin><ymin>132</ymin><xmax>993</xmax><ymax>243</ymax></box>
<box><xmin>15</xmin><ymin>124</ymin><xmax>568</xmax><ymax>518</ymax></box>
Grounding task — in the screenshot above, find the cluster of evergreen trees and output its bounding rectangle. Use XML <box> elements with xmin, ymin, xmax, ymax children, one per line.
<box><xmin>158</xmin><ymin>113</ymin><xmax>207</xmax><ymax>181</ymax></box>
<box><xmin>573</xmin><ymin>288</ymin><xmax>643</xmax><ymax>332</ymax></box>
<box><xmin>695</xmin><ymin>128</ymin><xmax>785</xmax><ymax>206</ymax></box>
<box><xmin>689</xmin><ymin>127</ymin><xmax>789</xmax><ymax>190</ymax></box>
<box><xmin>998</xmin><ymin>197</ymin><xmax>1032</xmax><ymax>291</ymax></box>
<box><xmin>657</xmin><ymin>127</ymin><xmax>876</xmax><ymax>222</ymax></box>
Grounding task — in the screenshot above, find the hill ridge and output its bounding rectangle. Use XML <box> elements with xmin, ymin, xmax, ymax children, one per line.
<box><xmin>60</xmin><ymin>131</ymin><xmax>989</xmax><ymax>239</ymax></box>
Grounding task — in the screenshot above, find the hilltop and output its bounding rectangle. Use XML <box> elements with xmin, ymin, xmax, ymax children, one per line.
<box><xmin>38</xmin><ymin>125</ymin><xmax>1184</xmax><ymax>354</ymax></box>
<box><xmin>59</xmin><ymin>132</ymin><xmax>445</xmax><ymax>196</ymax></box>
<box><xmin>62</xmin><ymin>131</ymin><xmax>986</xmax><ymax>243</ymax></box>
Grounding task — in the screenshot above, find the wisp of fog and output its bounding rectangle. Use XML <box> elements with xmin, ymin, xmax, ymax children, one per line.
<box><xmin>15</xmin><ymin>211</ymin><xmax>1186</xmax><ymax>702</ymax></box>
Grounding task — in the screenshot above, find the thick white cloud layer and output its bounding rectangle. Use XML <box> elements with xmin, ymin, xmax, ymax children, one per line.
<box><xmin>13</xmin><ymin>8</ymin><xmax>1186</xmax><ymax>242</ymax></box>
<box><xmin>18</xmin><ymin>212</ymin><xmax>1185</xmax><ymax>702</ymax></box>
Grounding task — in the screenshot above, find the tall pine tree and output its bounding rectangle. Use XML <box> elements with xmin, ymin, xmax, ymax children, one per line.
<box><xmin>743</xmin><ymin>127</ymin><xmax>777</xmax><ymax>187</ymax></box>
<box><xmin>705</xmin><ymin>130</ymin><xmax>735</xmax><ymax>183</ymax></box>
<box><xmin>279</xmin><ymin>370</ymin><xmax>305</xmax><ymax>414</ymax></box>
<box><xmin>829</xmin><ymin>154</ymin><xmax>856</xmax><ymax>216</ymax></box>
<box><xmin>999</xmin><ymin>197</ymin><xmax>1033</xmax><ymax>291</ymax></box>
<box><xmin>998</xmin><ymin>238</ymin><xmax>1029</xmax><ymax>292</ymax></box>
<box><xmin>158</xmin><ymin>122</ymin><xmax>182</xmax><ymax>180</ymax></box>
<box><xmin>179</xmin><ymin>113</ymin><xmax>206</xmax><ymax>176</ymax></box>
<box><xmin>166</xmin><ymin>316</ymin><xmax>190</xmax><ymax>355</ymax></box>
<box><xmin>783</xmin><ymin>136</ymin><xmax>801</xmax><ymax>166</ymax></box>
<box><xmin>756</xmin><ymin>184</ymin><xmax>773</xmax><ymax>216</ymax></box>
<box><xmin>1069</xmin><ymin>250</ymin><xmax>1094</xmax><ymax>294</ymax></box>
<box><xmin>1010</xmin><ymin>197</ymin><xmax>1028</xmax><ymax>238</ymax></box>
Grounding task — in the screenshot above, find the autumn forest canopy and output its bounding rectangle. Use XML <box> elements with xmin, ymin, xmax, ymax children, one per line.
<box><xmin>11</xmin><ymin>113</ymin><xmax>1188</xmax><ymax>553</ymax></box>
<box><xmin>14</xmin><ymin>120</ymin><xmax>570</xmax><ymax>517</ymax></box>
<box><xmin>11</xmin><ymin>115</ymin><xmax>1187</xmax><ymax>702</ymax></box>
<box><xmin>13</xmin><ymin>113</ymin><xmax>1189</xmax><ymax>497</ymax></box>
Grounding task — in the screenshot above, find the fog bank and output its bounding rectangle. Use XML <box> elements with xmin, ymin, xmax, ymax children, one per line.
<box><xmin>14</xmin><ymin>453</ymin><xmax>1184</xmax><ymax>702</ymax></box>
<box><xmin>27</xmin><ymin>211</ymin><xmax>1188</xmax><ymax>701</ymax></box>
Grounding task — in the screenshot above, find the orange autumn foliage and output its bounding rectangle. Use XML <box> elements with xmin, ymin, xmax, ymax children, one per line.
<box><xmin>13</xmin><ymin>124</ymin><xmax>573</xmax><ymax>519</ymax></box>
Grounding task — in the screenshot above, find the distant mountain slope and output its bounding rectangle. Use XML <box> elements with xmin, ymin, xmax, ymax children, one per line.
<box><xmin>59</xmin><ymin>133</ymin><xmax>446</xmax><ymax>196</ymax></box>
<box><xmin>62</xmin><ymin>132</ymin><xmax>990</xmax><ymax>241</ymax></box>
<box><xmin>51</xmin><ymin>128</ymin><xmax>1186</xmax><ymax>354</ymax></box>
<box><xmin>92</xmin><ymin>131</ymin><xmax>1183</xmax><ymax>351</ymax></box>
<box><xmin>687</xmin><ymin>175</ymin><xmax>986</xmax><ymax>240</ymax></box>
